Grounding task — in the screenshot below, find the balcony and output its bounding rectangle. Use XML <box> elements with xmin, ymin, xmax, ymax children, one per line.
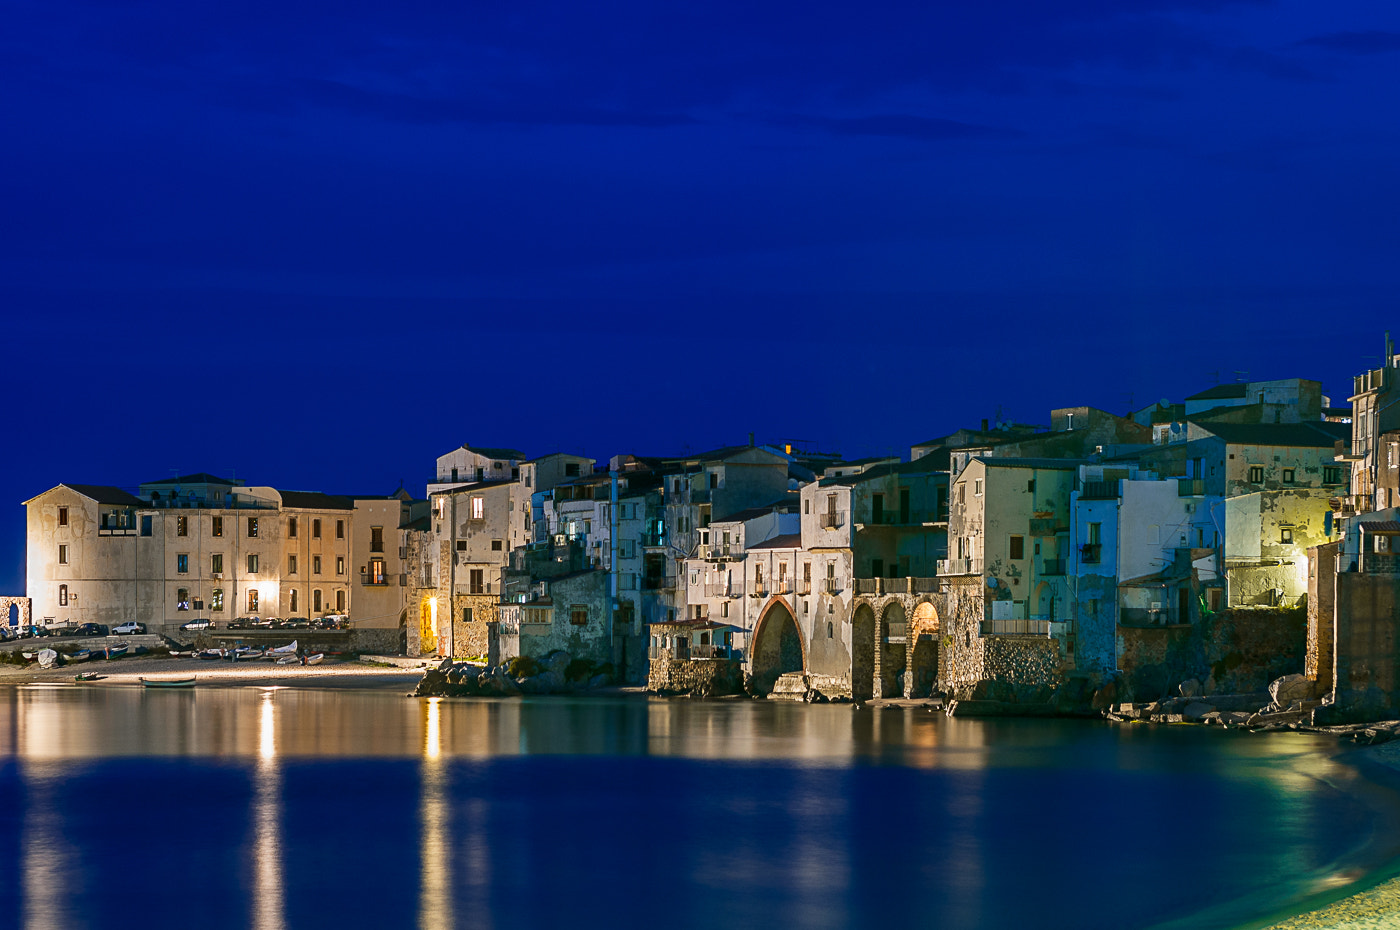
<box><xmin>688</xmin><ymin>644</ymin><xmax>730</xmax><ymax>659</ymax></box>
<box><xmin>643</xmin><ymin>574</ymin><xmax>675</xmax><ymax>590</ymax></box>
<box><xmin>1080</xmin><ymin>480</ymin><xmax>1120</xmax><ymax>500</ymax></box>
<box><xmin>1080</xmin><ymin>544</ymin><xmax>1102</xmax><ymax>565</ymax></box>
<box><xmin>937</xmin><ymin>558</ymin><xmax>983</xmax><ymax>576</ymax></box>
<box><xmin>750</xmin><ymin>583</ymin><xmax>767</xmax><ymax>598</ymax></box>
<box><xmin>774</xmin><ymin>580</ymin><xmax>792</xmax><ymax>595</ymax></box>
<box><xmin>823</xmin><ymin>579</ymin><xmax>841</xmax><ymax>595</ymax></box>
<box><xmin>796</xmin><ymin>581</ymin><xmax>812</xmax><ymax>595</ymax></box>
<box><xmin>1039</xmin><ymin>558</ymin><xmax>1066</xmax><ymax>576</ymax></box>
<box><xmin>980</xmin><ymin>618</ymin><xmax>1050</xmax><ymax>636</ymax></box>
<box><xmin>642</xmin><ymin>532</ymin><xmax>667</xmax><ymax>548</ymax></box>
<box><xmin>1177</xmin><ymin>478</ymin><xmax>1204</xmax><ymax>497</ymax></box>
<box><xmin>703</xmin><ymin>582</ymin><xmax>733</xmax><ymax>597</ymax></box>
<box><xmin>698</xmin><ymin>544</ymin><xmax>736</xmax><ymax>560</ymax></box>
<box><xmin>854</xmin><ymin>578</ymin><xmax>881</xmax><ymax>595</ymax></box>
<box><xmin>360</xmin><ymin>572</ymin><xmax>389</xmax><ymax>587</ymax></box>
<box><xmin>820</xmin><ymin>511</ymin><xmax>846</xmax><ymax>530</ymax></box>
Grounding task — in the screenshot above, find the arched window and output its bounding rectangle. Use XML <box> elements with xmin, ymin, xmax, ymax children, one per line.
<box><xmin>827</xmin><ymin>621</ymin><xmax>834</xmax><ymax>639</ymax></box>
<box><xmin>58</xmin><ymin>584</ymin><xmax>68</xmax><ymax>607</ymax></box>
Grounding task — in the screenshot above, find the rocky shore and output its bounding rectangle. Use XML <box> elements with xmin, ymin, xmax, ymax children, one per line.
<box><xmin>412</xmin><ymin>651</ymin><xmax>617</xmax><ymax>697</ymax></box>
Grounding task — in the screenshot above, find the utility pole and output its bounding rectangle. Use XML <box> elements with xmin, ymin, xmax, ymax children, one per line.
<box><xmin>448</xmin><ymin>492</ymin><xmax>457</xmax><ymax>660</ymax></box>
<box><xmin>609</xmin><ymin>469</ymin><xmax>619</xmax><ymax>673</ymax></box>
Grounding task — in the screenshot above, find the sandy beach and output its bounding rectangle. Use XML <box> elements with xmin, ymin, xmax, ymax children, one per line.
<box><xmin>0</xmin><ymin>652</ymin><xmax>430</xmax><ymax>691</ymax></box>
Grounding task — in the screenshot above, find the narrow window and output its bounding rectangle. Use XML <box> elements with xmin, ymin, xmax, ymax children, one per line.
<box><xmin>58</xmin><ymin>584</ymin><xmax>68</xmax><ymax>607</ymax></box>
<box><xmin>313</xmin><ymin>589</ymin><xmax>323</xmax><ymax>613</ymax></box>
<box><xmin>177</xmin><ymin>554</ymin><xmax>188</xmax><ymax>574</ymax></box>
<box><xmin>211</xmin><ymin>553</ymin><xmax>223</xmax><ymax>573</ymax></box>
<box><xmin>248</xmin><ymin>517</ymin><xmax>259</xmax><ymax>538</ymax></box>
<box><xmin>211</xmin><ymin>588</ymin><xmax>223</xmax><ymax>612</ymax></box>
<box><xmin>370</xmin><ymin>526</ymin><xmax>383</xmax><ymax>552</ymax></box>
<box><xmin>336</xmin><ymin>556</ymin><xmax>344</xmax><ymax>575</ymax></box>
<box><xmin>1249</xmin><ymin>465</ymin><xmax>1264</xmax><ymax>483</ymax></box>
<box><xmin>141</xmin><ymin>515</ymin><xmax>152</xmax><ymax>536</ymax></box>
<box><xmin>288</xmin><ymin>555</ymin><xmax>297</xmax><ymax>575</ymax></box>
<box><xmin>470</xmin><ymin>569</ymin><xmax>484</xmax><ymax>594</ymax></box>
<box><xmin>176</xmin><ymin>588</ymin><xmax>189</xmax><ymax>611</ymax></box>
<box><xmin>177</xmin><ymin>515</ymin><xmax>188</xmax><ymax>537</ymax></box>
<box><xmin>58</xmin><ymin>507</ymin><xmax>68</xmax><ymax>527</ymax></box>
<box><xmin>313</xmin><ymin>519</ymin><xmax>322</xmax><ymax>538</ymax></box>
<box><xmin>828</xmin><ymin>621</ymin><xmax>834</xmax><ymax>639</ymax></box>
<box><xmin>212</xmin><ymin>516</ymin><xmax>223</xmax><ymax>537</ymax></box>
<box><xmin>248</xmin><ymin>554</ymin><xmax>259</xmax><ymax>574</ymax></box>
<box><xmin>1009</xmin><ymin>535</ymin><xmax>1024</xmax><ymax>560</ymax></box>
<box><xmin>313</xmin><ymin>556</ymin><xmax>322</xmax><ymax>575</ymax></box>
<box><xmin>335</xmin><ymin>590</ymin><xmax>345</xmax><ymax>611</ymax></box>
<box><xmin>336</xmin><ymin>520</ymin><xmax>344</xmax><ymax>539</ymax></box>
<box><xmin>471</xmin><ymin>498</ymin><xmax>484</xmax><ymax>520</ymax></box>
<box><xmin>247</xmin><ymin>589</ymin><xmax>259</xmax><ymax>612</ymax></box>
<box><xmin>290</xmin><ymin>589</ymin><xmax>298</xmax><ymax>612</ymax></box>
<box><xmin>288</xmin><ymin>517</ymin><xmax>298</xmax><ymax>538</ymax></box>
<box><xmin>58</xmin><ymin>544</ymin><xmax>68</xmax><ymax>565</ymax></box>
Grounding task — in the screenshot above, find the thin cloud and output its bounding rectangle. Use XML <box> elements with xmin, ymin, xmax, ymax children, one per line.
<box><xmin>773</xmin><ymin>113</ymin><xmax>1022</xmax><ymax>143</ymax></box>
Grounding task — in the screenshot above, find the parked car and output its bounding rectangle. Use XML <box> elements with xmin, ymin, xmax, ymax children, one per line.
<box><xmin>283</xmin><ymin>617</ymin><xmax>310</xmax><ymax>629</ymax></box>
<box><xmin>111</xmin><ymin>621</ymin><xmax>147</xmax><ymax>636</ymax></box>
<box><xmin>70</xmin><ymin>623</ymin><xmax>108</xmax><ymax>637</ymax></box>
<box><xmin>179</xmin><ymin>618</ymin><xmax>214</xmax><ymax>632</ymax></box>
<box><xmin>227</xmin><ymin>617</ymin><xmax>252</xmax><ymax>630</ymax></box>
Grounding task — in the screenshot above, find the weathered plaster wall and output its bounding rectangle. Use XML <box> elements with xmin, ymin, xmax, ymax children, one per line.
<box><xmin>1325</xmin><ymin>571</ymin><xmax>1400</xmax><ymax>721</ymax></box>
<box><xmin>1116</xmin><ymin>607</ymin><xmax>1305</xmax><ymax>699</ymax></box>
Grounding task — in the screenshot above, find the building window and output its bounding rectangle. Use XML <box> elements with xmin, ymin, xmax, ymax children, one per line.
<box><xmin>369</xmin><ymin>558</ymin><xmax>385</xmax><ymax>584</ymax></box>
<box><xmin>565</xmin><ymin>462</ymin><xmax>580</xmax><ymax>477</ymax></box>
<box><xmin>370</xmin><ymin>526</ymin><xmax>384</xmax><ymax>552</ymax></box>
<box><xmin>290</xmin><ymin>589</ymin><xmax>298</xmax><ymax>612</ymax></box>
<box><xmin>470</xmin><ymin>569</ymin><xmax>484</xmax><ymax>594</ymax></box>
<box><xmin>58</xmin><ymin>507</ymin><xmax>68</xmax><ymax>527</ymax></box>
<box><xmin>456</xmin><ymin>540</ymin><xmax>467</xmax><ymax>552</ymax></box>
<box><xmin>177</xmin><ymin>554</ymin><xmax>188</xmax><ymax>574</ymax></box>
<box><xmin>288</xmin><ymin>517</ymin><xmax>298</xmax><ymax>538</ymax></box>
<box><xmin>570</xmin><ymin>605</ymin><xmax>588</xmax><ymax>626</ymax></box>
<box><xmin>1249</xmin><ymin>466</ymin><xmax>1264</xmax><ymax>483</ymax></box>
<box><xmin>248</xmin><ymin>554</ymin><xmax>259</xmax><ymax>574</ymax></box>
<box><xmin>828</xmin><ymin>621</ymin><xmax>834</xmax><ymax>639</ymax></box>
<box><xmin>177</xmin><ymin>516</ymin><xmax>188</xmax><ymax>537</ymax></box>
<box><xmin>247</xmin><ymin>590</ymin><xmax>259</xmax><ymax>612</ymax></box>
<box><xmin>313</xmin><ymin>556</ymin><xmax>322</xmax><ymax>575</ymax></box>
<box><xmin>248</xmin><ymin>517</ymin><xmax>259</xmax><ymax>538</ymax></box>
<box><xmin>212</xmin><ymin>553</ymin><xmax>223</xmax><ymax>574</ymax></box>
<box><xmin>58</xmin><ymin>584</ymin><xmax>68</xmax><ymax>607</ymax></box>
<box><xmin>211</xmin><ymin>588</ymin><xmax>223</xmax><ymax>612</ymax></box>
<box><xmin>491</xmin><ymin>539</ymin><xmax>503</xmax><ymax>551</ymax></box>
<box><xmin>1281</xmin><ymin>527</ymin><xmax>1294</xmax><ymax>544</ymax></box>
<box><xmin>463</xmin><ymin>607</ymin><xmax>474</xmax><ymax>623</ymax></box>
<box><xmin>471</xmin><ymin>498</ymin><xmax>484</xmax><ymax>520</ymax></box>
<box><xmin>58</xmin><ymin>544</ymin><xmax>68</xmax><ymax>565</ymax></box>
<box><xmin>336</xmin><ymin>520</ymin><xmax>344</xmax><ymax>539</ymax></box>
<box><xmin>1009</xmin><ymin>535</ymin><xmax>1024</xmax><ymax>560</ymax></box>
<box><xmin>1324</xmin><ymin>466</ymin><xmax>1342</xmax><ymax>484</ymax></box>
<box><xmin>313</xmin><ymin>589</ymin><xmax>323</xmax><ymax>613</ymax></box>
<box><xmin>177</xmin><ymin>588</ymin><xmax>189</xmax><ymax>611</ymax></box>
<box><xmin>212</xmin><ymin>516</ymin><xmax>223</xmax><ymax>537</ymax></box>
<box><xmin>1282</xmin><ymin>468</ymin><xmax>1295</xmax><ymax>484</ymax></box>
<box><xmin>288</xmin><ymin>555</ymin><xmax>297</xmax><ymax>575</ymax></box>
<box><xmin>336</xmin><ymin>556</ymin><xmax>344</xmax><ymax>575</ymax></box>
<box><xmin>336</xmin><ymin>590</ymin><xmax>345</xmax><ymax>611</ymax></box>
<box><xmin>313</xmin><ymin>519</ymin><xmax>322</xmax><ymax>538</ymax></box>
<box><xmin>974</xmin><ymin>479</ymin><xmax>983</xmax><ymax>497</ymax></box>
<box><xmin>141</xmin><ymin>515</ymin><xmax>152</xmax><ymax>536</ymax></box>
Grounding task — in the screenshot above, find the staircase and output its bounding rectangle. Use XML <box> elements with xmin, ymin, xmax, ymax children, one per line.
<box><xmin>768</xmin><ymin>672</ymin><xmax>809</xmax><ymax>701</ymax></box>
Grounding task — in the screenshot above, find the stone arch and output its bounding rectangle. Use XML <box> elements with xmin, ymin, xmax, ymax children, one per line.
<box><xmin>751</xmin><ymin>597</ymin><xmax>806</xmax><ymax>696</ymax></box>
<box><xmin>850</xmin><ymin>601</ymin><xmax>877</xmax><ymax>701</ymax></box>
<box><xmin>0</xmin><ymin>597</ymin><xmax>31</xmax><ymax>631</ymax></box>
<box><xmin>1032</xmin><ymin>581</ymin><xmax>1055</xmax><ymax>622</ymax></box>
<box><xmin>877</xmin><ymin>600</ymin><xmax>907</xmax><ymax>698</ymax></box>
<box><xmin>908</xmin><ymin>601</ymin><xmax>940</xmax><ymax>698</ymax></box>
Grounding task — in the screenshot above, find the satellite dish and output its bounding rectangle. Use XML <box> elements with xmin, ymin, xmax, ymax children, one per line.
<box><xmin>986</xmin><ymin>577</ymin><xmax>998</xmax><ymax>589</ymax></box>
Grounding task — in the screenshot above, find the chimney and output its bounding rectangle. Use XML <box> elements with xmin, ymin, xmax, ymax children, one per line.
<box><xmin>748</xmin><ymin>432</ymin><xmax>755</xmax><ymax>447</ymax></box>
<box><xmin>981</xmin><ymin>418</ymin><xmax>989</xmax><ymax>431</ymax></box>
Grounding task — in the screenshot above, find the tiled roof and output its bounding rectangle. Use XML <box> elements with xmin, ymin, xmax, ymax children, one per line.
<box><xmin>973</xmin><ymin>457</ymin><xmax>1089</xmax><ymax>471</ymax></box>
<box><xmin>1196</xmin><ymin>422</ymin><xmax>1347</xmax><ymax>448</ymax></box>
<box><xmin>1185</xmin><ymin>383</ymin><xmax>1249</xmax><ymax>402</ymax></box>
<box><xmin>462</xmin><ymin>445</ymin><xmax>526</xmax><ymax>461</ymax></box>
<box><xmin>143</xmin><ymin>472</ymin><xmax>240</xmax><ymax>486</ymax></box>
<box><xmin>745</xmin><ymin>533</ymin><xmax>803</xmax><ymax>550</ymax></box>
<box><xmin>59</xmin><ymin>484</ymin><xmax>145</xmax><ymax>506</ymax></box>
<box><xmin>277</xmin><ymin>490</ymin><xmax>355</xmax><ymax>510</ymax></box>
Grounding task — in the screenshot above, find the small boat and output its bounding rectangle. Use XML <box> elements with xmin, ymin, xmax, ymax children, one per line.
<box><xmin>231</xmin><ymin>647</ymin><xmax>264</xmax><ymax>661</ymax></box>
<box><xmin>104</xmin><ymin>644</ymin><xmax>129</xmax><ymax>660</ymax></box>
<box><xmin>267</xmin><ymin>641</ymin><xmax>297</xmax><ymax>656</ymax></box>
<box><xmin>196</xmin><ymin>648</ymin><xmax>225</xmax><ymax>661</ymax></box>
<box><xmin>139</xmin><ymin>676</ymin><xmax>196</xmax><ymax>689</ymax></box>
<box><xmin>38</xmin><ymin>648</ymin><xmax>60</xmax><ymax>669</ymax></box>
<box><xmin>74</xmin><ymin>672</ymin><xmax>106</xmax><ymax>683</ymax></box>
<box><xmin>21</xmin><ymin>650</ymin><xmax>37</xmax><ymax>663</ymax></box>
<box><xmin>276</xmin><ymin>653</ymin><xmax>300</xmax><ymax>665</ymax></box>
<box><xmin>304</xmin><ymin>653</ymin><xmax>324</xmax><ymax>666</ymax></box>
<box><xmin>67</xmin><ymin>649</ymin><xmax>92</xmax><ymax>663</ymax></box>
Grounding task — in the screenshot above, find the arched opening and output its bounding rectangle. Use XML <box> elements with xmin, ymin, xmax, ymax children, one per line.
<box><xmin>851</xmin><ymin>603</ymin><xmax>876</xmax><ymax>701</ymax></box>
<box><xmin>751</xmin><ymin>600</ymin><xmax>805</xmax><ymax>696</ymax></box>
<box><xmin>878</xmin><ymin>601</ymin><xmax>907</xmax><ymax>698</ymax></box>
<box><xmin>909</xmin><ymin>601</ymin><xmax>940</xmax><ymax>698</ymax></box>
<box><xmin>6</xmin><ymin>603</ymin><xmax>17</xmax><ymax>630</ymax></box>
<box><xmin>1032</xmin><ymin>581</ymin><xmax>1055</xmax><ymax>623</ymax></box>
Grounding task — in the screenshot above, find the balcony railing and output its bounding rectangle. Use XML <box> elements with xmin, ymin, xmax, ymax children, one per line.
<box><xmin>750</xmin><ymin>583</ymin><xmax>767</xmax><ymax>598</ymax></box>
<box><xmin>698</xmin><ymin>544</ymin><xmax>735</xmax><ymax>560</ymax></box>
<box><xmin>643</xmin><ymin>574</ymin><xmax>676</xmax><ymax>590</ymax></box>
<box><xmin>820</xmin><ymin>511</ymin><xmax>846</xmax><ymax>529</ymax></box>
<box><xmin>642</xmin><ymin>532</ymin><xmax>667</xmax><ymax>547</ymax></box>
<box><xmin>703</xmin><ymin>582</ymin><xmax>732</xmax><ymax>597</ymax></box>
<box><xmin>1040</xmin><ymin>558</ymin><xmax>1066</xmax><ymax>576</ymax></box>
<box><xmin>796</xmin><ymin>581</ymin><xmax>812</xmax><ymax>595</ymax></box>
<box><xmin>689</xmin><ymin>644</ymin><xmax>730</xmax><ymax>659</ymax></box>
<box><xmin>774</xmin><ymin>580</ymin><xmax>792</xmax><ymax>595</ymax></box>
<box><xmin>1080</xmin><ymin>544</ymin><xmax>1102</xmax><ymax>564</ymax></box>
<box><xmin>854</xmin><ymin>578</ymin><xmax>881</xmax><ymax>595</ymax></box>
<box><xmin>911</xmin><ymin>577</ymin><xmax>940</xmax><ymax>593</ymax></box>
<box><xmin>981</xmin><ymin>618</ymin><xmax>1050</xmax><ymax>636</ymax></box>
<box><xmin>1177</xmin><ymin>478</ymin><xmax>1204</xmax><ymax>497</ymax></box>
<box><xmin>360</xmin><ymin>573</ymin><xmax>389</xmax><ymax>586</ymax></box>
<box><xmin>938</xmin><ymin>558</ymin><xmax>982</xmax><ymax>575</ymax></box>
<box><xmin>1080</xmin><ymin>481</ymin><xmax>1119</xmax><ymax>500</ymax></box>
<box><xmin>823</xmin><ymin>578</ymin><xmax>841</xmax><ymax>594</ymax></box>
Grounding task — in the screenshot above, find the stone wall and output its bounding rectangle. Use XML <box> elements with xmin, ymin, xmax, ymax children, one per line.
<box><xmin>1307</xmin><ymin>542</ymin><xmax>1339</xmax><ymax>692</ymax></box>
<box><xmin>647</xmin><ymin>654</ymin><xmax>744</xmax><ymax>695</ymax></box>
<box><xmin>350</xmin><ymin>627</ymin><xmax>403</xmax><ymax>656</ymax></box>
<box><xmin>0</xmin><ymin>597</ymin><xmax>32</xmax><ymax>629</ymax></box>
<box><xmin>448</xmin><ymin>619</ymin><xmax>495</xmax><ymax>661</ymax></box>
<box><xmin>1323</xmin><ymin>571</ymin><xmax>1400</xmax><ymax>722</ymax></box>
<box><xmin>1116</xmin><ymin>607</ymin><xmax>1306</xmax><ymax>701</ymax></box>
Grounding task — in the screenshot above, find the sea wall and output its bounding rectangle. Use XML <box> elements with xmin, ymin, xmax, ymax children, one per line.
<box><xmin>1117</xmin><ymin>607</ymin><xmax>1305</xmax><ymax>701</ymax></box>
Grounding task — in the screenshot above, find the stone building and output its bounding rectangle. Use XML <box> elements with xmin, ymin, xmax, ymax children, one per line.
<box><xmin>428</xmin><ymin>479</ymin><xmax>522</xmax><ymax>658</ymax></box>
<box><xmin>426</xmin><ymin>444</ymin><xmax>525</xmax><ymax>496</ymax></box>
<box><xmin>498</xmin><ymin>569</ymin><xmax>615</xmax><ymax>667</ymax></box>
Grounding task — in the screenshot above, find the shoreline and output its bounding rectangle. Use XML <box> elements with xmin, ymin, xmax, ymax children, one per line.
<box><xmin>0</xmin><ymin>653</ymin><xmax>428</xmax><ymax>690</ymax></box>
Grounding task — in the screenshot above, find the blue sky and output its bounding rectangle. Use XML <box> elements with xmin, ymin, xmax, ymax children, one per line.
<box><xmin>3</xmin><ymin>0</ymin><xmax>1399</xmax><ymax>592</ymax></box>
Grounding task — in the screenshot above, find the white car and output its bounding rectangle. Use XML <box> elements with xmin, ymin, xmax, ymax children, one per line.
<box><xmin>179</xmin><ymin>618</ymin><xmax>213</xmax><ymax>632</ymax></box>
<box><xmin>112</xmin><ymin>621</ymin><xmax>147</xmax><ymax>636</ymax></box>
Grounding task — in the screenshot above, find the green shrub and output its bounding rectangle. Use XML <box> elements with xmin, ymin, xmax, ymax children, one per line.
<box><xmin>508</xmin><ymin>655</ymin><xmax>542</xmax><ymax>679</ymax></box>
<box><xmin>564</xmin><ymin>658</ymin><xmax>596</xmax><ymax>682</ymax></box>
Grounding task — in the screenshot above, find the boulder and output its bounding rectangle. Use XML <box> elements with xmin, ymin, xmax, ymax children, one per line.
<box><xmin>415</xmin><ymin>668</ymin><xmax>447</xmax><ymax>696</ymax></box>
<box><xmin>1182</xmin><ymin>701</ymin><xmax>1217</xmax><ymax>722</ymax></box>
<box><xmin>1269</xmin><ymin>674</ymin><xmax>1315</xmax><ymax>708</ymax></box>
<box><xmin>544</xmin><ymin>651</ymin><xmax>571</xmax><ymax>676</ymax></box>
<box><xmin>1178</xmin><ymin>679</ymin><xmax>1202</xmax><ymax>699</ymax></box>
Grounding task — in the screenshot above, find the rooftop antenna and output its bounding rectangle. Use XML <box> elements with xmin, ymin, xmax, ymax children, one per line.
<box><xmin>1233</xmin><ymin>370</ymin><xmax>1249</xmax><ymax>382</ymax></box>
<box><xmin>1207</xmin><ymin>370</ymin><xmax>1220</xmax><ymax>384</ymax></box>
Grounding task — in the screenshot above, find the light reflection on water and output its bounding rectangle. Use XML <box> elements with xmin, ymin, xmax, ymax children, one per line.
<box><xmin>0</xmin><ymin>686</ymin><xmax>1394</xmax><ymax>930</ymax></box>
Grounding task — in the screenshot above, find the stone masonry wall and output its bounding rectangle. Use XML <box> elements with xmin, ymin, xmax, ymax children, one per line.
<box><xmin>1116</xmin><ymin>607</ymin><xmax>1306</xmax><ymax>701</ymax></box>
<box><xmin>647</xmin><ymin>654</ymin><xmax>744</xmax><ymax>695</ymax></box>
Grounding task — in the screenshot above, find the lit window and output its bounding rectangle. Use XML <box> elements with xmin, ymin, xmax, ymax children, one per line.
<box><xmin>212</xmin><ymin>516</ymin><xmax>223</xmax><ymax>537</ymax></box>
<box><xmin>471</xmin><ymin>498</ymin><xmax>484</xmax><ymax>519</ymax></box>
<box><xmin>177</xmin><ymin>516</ymin><xmax>188</xmax><ymax>537</ymax></box>
<box><xmin>58</xmin><ymin>584</ymin><xmax>68</xmax><ymax>607</ymax></box>
<box><xmin>336</xmin><ymin>556</ymin><xmax>344</xmax><ymax>575</ymax></box>
<box><xmin>176</xmin><ymin>588</ymin><xmax>189</xmax><ymax>611</ymax></box>
<box><xmin>247</xmin><ymin>589</ymin><xmax>258</xmax><ymax>612</ymax></box>
<box><xmin>570</xmin><ymin>605</ymin><xmax>588</xmax><ymax>626</ymax></box>
<box><xmin>248</xmin><ymin>517</ymin><xmax>259</xmax><ymax>538</ymax></box>
<box><xmin>1249</xmin><ymin>466</ymin><xmax>1264</xmax><ymax>483</ymax></box>
<box><xmin>177</xmin><ymin>554</ymin><xmax>189</xmax><ymax>574</ymax></box>
<box><xmin>211</xmin><ymin>588</ymin><xmax>224</xmax><ymax>611</ymax></box>
<box><xmin>211</xmin><ymin>553</ymin><xmax>223</xmax><ymax>573</ymax></box>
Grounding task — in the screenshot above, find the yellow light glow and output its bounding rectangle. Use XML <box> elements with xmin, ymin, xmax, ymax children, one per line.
<box><xmin>425</xmin><ymin>697</ymin><xmax>441</xmax><ymax>760</ymax></box>
<box><xmin>259</xmin><ymin>692</ymin><xmax>276</xmax><ymax>760</ymax></box>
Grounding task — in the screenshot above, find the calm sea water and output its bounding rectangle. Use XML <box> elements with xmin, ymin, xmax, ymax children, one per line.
<box><xmin>0</xmin><ymin>685</ymin><xmax>1396</xmax><ymax>930</ymax></box>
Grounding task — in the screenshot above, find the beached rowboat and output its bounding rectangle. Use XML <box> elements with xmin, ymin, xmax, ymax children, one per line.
<box><xmin>74</xmin><ymin>672</ymin><xmax>105</xmax><ymax>683</ymax></box>
<box><xmin>138</xmin><ymin>677</ymin><xmax>196</xmax><ymax>688</ymax></box>
<box><xmin>104</xmin><ymin>644</ymin><xmax>129</xmax><ymax>660</ymax></box>
<box><xmin>267</xmin><ymin>641</ymin><xmax>297</xmax><ymax>656</ymax></box>
<box><xmin>304</xmin><ymin>653</ymin><xmax>324</xmax><ymax>666</ymax></box>
<box><xmin>67</xmin><ymin>648</ymin><xmax>92</xmax><ymax>663</ymax></box>
<box><xmin>38</xmin><ymin>648</ymin><xmax>59</xmax><ymax>668</ymax></box>
<box><xmin>196</xmin><ymin>648</ymin><xmax>224</xmax><ymax>660</ymax></box>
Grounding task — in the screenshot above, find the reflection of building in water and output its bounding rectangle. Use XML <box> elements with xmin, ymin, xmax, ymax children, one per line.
<box><xmin>253</xmin><ymin>691</ymin><xmax>285</xmax><ymax>930</ymax></box>
<box><xmin>20</xmin><ymin>763</ymin><xmax>77</xmax><ymax>930</ymax></box>
<box><xmin>419</xmin><ymin>698</ymin><xmax>453</xmax><ymax>930</ymax></box>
